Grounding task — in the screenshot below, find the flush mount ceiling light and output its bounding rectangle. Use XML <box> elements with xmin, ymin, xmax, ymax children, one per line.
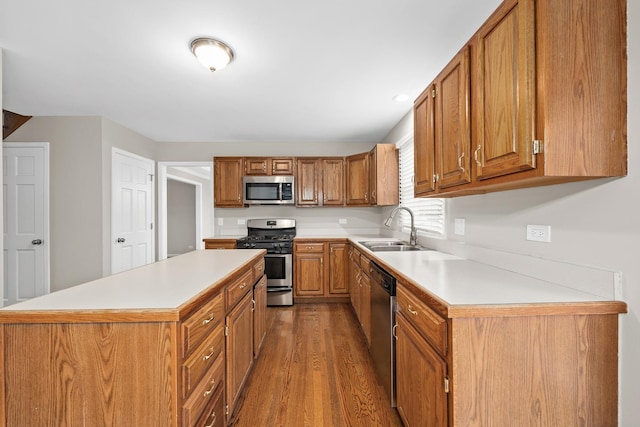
<box><xmin>190</xmin><ymin>38</ymin><xmax>235</xmax><ymax>72</ymax></box>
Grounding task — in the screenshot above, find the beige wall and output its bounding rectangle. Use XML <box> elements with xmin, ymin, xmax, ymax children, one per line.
<box><xmin>0</xmin><ymin>49</ymin><xmax>4</xmax><ymax>304</ymax></box>
<box><xmin>6</xmin><ymin>117</ymin><xmax>104</xmax><ymax>290</ymax></box>
<box><xmin>5</xmin><ymin>117</ymin><xmax>157</xmax><ymax>290</ymax></box>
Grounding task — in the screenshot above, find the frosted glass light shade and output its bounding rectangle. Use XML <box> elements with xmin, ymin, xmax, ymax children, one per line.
<box><xmin>191</xmin><ymin>38</ymin><xmax>234</xmax><ymax>72</ymax></box>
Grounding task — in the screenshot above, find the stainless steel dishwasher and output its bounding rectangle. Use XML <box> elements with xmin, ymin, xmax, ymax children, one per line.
<box><xmin>369</xmin><ymin>260</ymin><xmax>397</xmax><ymax>407</ymax></box>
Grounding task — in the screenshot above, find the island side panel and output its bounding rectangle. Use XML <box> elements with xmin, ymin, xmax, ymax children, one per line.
<box><xmin>450</xmin><ymin>314</ymin><xmax>619</xmax><ymax>426</ymax></box>
<box><xmin>2</xmin><ymin>321</ymin><xmax>178</xmax><ymax>426</ymax></box>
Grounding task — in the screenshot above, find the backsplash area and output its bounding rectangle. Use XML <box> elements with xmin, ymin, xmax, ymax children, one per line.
<box><xmin>214</xmin><ymin>206</ymin><xmax>385</xmax><ymax>237</ymax></box>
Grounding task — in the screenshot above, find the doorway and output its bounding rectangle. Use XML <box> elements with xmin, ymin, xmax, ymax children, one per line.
<box><xmin>3</xmin><ymin>142</ymin><xmax>50</xmax><ymax>306</ymax></box>
<box><xmin>158</xmin><ymin>162</ymin><xmax>213</xmax><ymax>260</ymax></box>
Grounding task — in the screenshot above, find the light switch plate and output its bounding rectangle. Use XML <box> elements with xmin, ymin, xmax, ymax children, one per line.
<box><xmin>526</xmin><ymin>225</ymin><xmax>551</xmax><ymax>242</ymax></box>
<box><xmin>454</xmin><ymin>218</ymin><xmax>465</xmax><ymax>235</ymax></box>
<box><xmin>339</xmin><ymin>218</ymin><xmax>348</xmax><ymax>225</ymax></box>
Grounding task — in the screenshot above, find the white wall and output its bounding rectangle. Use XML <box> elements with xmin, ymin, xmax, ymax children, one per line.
<box><xmin>381</xmin><ymin>4</ymin><xmax>640</xmax><ymax>423</ymax></box>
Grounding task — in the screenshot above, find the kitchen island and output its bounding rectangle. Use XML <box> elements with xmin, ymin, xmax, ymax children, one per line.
<box><xmin>0</xmin><ymin>249</ymin><xmax>266</xmax><ymax>427</ymax></box>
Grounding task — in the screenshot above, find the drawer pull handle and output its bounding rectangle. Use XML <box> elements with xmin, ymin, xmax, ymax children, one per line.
<box><xmin>204</xmin><ymin>411</ymin><xmax>217</xmax><ymax>427</ymax></box>
<box><xmin>407</xmin><ymin>305</ymin><xmax>418</xmax><ymax>316</ymax></box>
<box><xmin>203</xmin><ymin>347</ymin><xmax>216</xmax><ymax>361</ymax></box>
<box><xmin>203</xmin><ymin>379</ymin><xmax>216</xmax><ymax>397</ymax></box>
<box><xmin>392</xmin><ymin>323</ymin><xmax>398</xmax><ymax>340</ymax></box>
<box><xmin>240</xmin><ymin>283</ymin><xmax>248</xmax><ymax>289</ymax></box>
<box><xmin>202</xmin><ymin>313</ymin><xmax>215</xmax><ymax>325</ymax></box>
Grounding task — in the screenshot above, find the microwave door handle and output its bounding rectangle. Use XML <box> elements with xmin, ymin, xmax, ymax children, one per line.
<box><xmin>278</xmin><ymin>184</ymin><xmax>282</xmax><ymax>201</ymax></box>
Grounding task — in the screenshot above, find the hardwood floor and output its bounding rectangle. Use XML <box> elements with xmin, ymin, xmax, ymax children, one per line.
<box><xmin>229</xmin><ymin>303</ymin><xmax>403</xmax><ymax>427</ymax></box>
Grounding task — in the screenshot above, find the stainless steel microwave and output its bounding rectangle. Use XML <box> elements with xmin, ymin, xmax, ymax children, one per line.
<box><xmin>243</xmin><ymin>175</ymin><xmax>295</xmax><ymax>205</ymax></box>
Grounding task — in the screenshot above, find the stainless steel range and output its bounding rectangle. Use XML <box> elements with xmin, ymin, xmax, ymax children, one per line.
<box><xmin>236</xmin><ymin>219</ymin><xmax>295</xmax><ymax>306</ymax></box>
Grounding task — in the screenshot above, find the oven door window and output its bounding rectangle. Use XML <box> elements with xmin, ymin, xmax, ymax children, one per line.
<box><xmin>264</xmin><ymin>255</ymin><xmax>286</xmax><ymax>280</ymax></box>
<box><xmin>246</xmin><ymin>183</ymin><xmax>280</xmax><ymax>201</ymax></box>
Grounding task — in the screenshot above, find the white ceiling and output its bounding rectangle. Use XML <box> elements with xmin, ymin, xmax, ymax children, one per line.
<box><xmin>0</xmin><ymin>0</ymin><xmax>501</xmax><ymax>143</ymax></box>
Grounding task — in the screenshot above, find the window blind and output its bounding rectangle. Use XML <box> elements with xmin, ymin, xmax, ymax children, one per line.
<box><xmin>396</xmin><ymin>137</ymin><xmax>445</xmax><ymax>235</ymax></box>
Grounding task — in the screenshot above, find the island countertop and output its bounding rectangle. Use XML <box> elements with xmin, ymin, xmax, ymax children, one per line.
<box><xmin>0</xmin><ymin>249</ymin><xmax>265</xmax><ymax>323</ymax></box>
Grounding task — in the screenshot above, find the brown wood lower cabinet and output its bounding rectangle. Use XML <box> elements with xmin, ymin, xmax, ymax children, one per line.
<box><xmin>396</xmin><ymin>313</ymin><xmax>447</xmax><ymax>427</ymax></box>
<box><xmin>348</xmin><ymin>245</ymin><xmax>371</xmax><ymax>346</ymax></box>
<box><xmin>395</xmin><ymin>279</ymin><xmax>623</xmax><ymax>426</ymax></box>
<box><xmin>293</xmin><ymin>239</ymin><xmax>349</xmax><ymax>302</ymax></box>
<box><xmin>225</xmin><ymin>290</ymin><xmax>254</xmax><ymax>418</ymax></box>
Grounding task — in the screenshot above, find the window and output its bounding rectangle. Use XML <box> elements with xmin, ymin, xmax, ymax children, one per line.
<box><xmin>396</xmin><ymin>136</ymin><xmax>445</xmax><ymax>236</ymax></box>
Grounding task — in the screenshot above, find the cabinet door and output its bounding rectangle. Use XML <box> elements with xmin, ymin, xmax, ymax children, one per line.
<box><xmin>245</xmin><ymin>157</ymin><xmax>270</xmax><ymax>175</ymax></box>
<box><xmin>271</xmin><ymin>158</ymin><xmax>295</xmax><ymax>175</ymax></box>
<box><xmin>436</xmin><ymin>46</ymin><xmax>471</xmax><ymax>189</ymax></box>
<box><xmin>213</xmin><ymin>157</ymin><xmax>244</xmax><ymax>207</ymax></box>
<box><xmin>369</xmin><ymin>144</ymin><xmax>399</xmax><ymax>206</ymax></box>
<box><xmin>474</xmin><ymin>0</ymin><xmax>536</xmax><ymax>180</ymax></box>
<box><xmin>321</xmin><ymin>158</ymin><xmax>345</xmax><ymax>206</ymax></box>
<box><xmin>225</xmin><ymin>291</ymin><xmax>254</xmax><ymax>416</ymax></box>
<box><xmin>414</xmin><ymin>87</ymin><xmax>437</xmax><ymax>196</ymax></box>
<box><xmin>359</xmin><ymin>272</ymin><xmax>371</xmax><ymax>346</ymax></box>
<box><xmin>296</xmin><ymin>158</ymin><xmax>320</xmax><ymax>206</ymax></box>
<box><xmin>396</xmin><ymin>314</ymin><xmax>448</xmax><ymax>427</ymax></box>
<box><xmin>294</xmin><ymin>253</ymin><xmax>325</xmax><ymax>296</ymax></box>
<box><xmin>345</xmin><ymin>152</ymin><xmax>369</xmax><ymax>205</ymax></box>
<box><xmin>329</xmin><ymin>243</ymin><xmax>348</xmax><ymax>295</ymax></box>
<box><xmin>253</xmin><ymin>275</ymin><xmax>267</xmax><ymax>359</ymax></box>
<box><xmin>348</xmin><ymin>248</ymin><xmax>359</xmax><ymax>314</ymax></box>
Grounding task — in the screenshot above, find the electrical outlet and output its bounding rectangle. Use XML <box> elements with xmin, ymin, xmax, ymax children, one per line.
<box><xmin>339</xmin><ymin>218</ymin><xmax>347</xmax><ymax>225</ymax></box>
<box><xmin>237</xmin><ymin>219</ymin><xmax>246</xmax><ymax>225</ymax></box>
<box><xmin>217</xmin><ymin>218</ymin><xmax>224</xmax><ymax>226</ymax></box>
<box><xmin>526</xmin><ymin>225</ymin><xmax>551</xmax><ymax>242</ymax></box>
<box><xmin>454</xmin><ymin>218</ymin><xmax>465</xmax><ymax>235</ymax></box>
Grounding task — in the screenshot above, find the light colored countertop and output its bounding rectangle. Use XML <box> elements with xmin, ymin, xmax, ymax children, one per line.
<box><xmin>0</xmin><ymin>249</ymin><xmax>265</xmax><ymax>322</ymax></box>
<box><xmin>345</xmin><ymin>236</ymin><xmax>627</xmax><ymax>317</ymax></box>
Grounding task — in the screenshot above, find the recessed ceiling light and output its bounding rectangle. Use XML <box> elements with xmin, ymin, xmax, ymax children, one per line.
<box><xmin>191</xmin><ymin>38</ymin><xmax>234</xmax><ymax>72</ymax></box>
<box><xmin>392</xmin><ymin>94</ymin><xmax>410</xmax><ymax>102</ymax></box>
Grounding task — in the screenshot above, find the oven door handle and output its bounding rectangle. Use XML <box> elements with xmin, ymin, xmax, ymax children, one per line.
<box><xmin>266</xmin><ymin>286</ymin><xmax>292</xmax><ymax>293</ymax></box>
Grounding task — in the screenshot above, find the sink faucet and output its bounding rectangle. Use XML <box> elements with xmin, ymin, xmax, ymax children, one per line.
<box><xmin>384</xmin><ymin>206</ymin><xmax>417</xmax><ymax>246</ymax></box>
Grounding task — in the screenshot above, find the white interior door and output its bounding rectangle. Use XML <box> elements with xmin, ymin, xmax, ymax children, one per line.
<box><xmin>111</xmin><ymin>149</ymin><xmax>154</xmax><ymax>274</ymax></box>
<box><xmin>3</xmin><ymin>143</ymin><xmax>50</xmax><ymax>306</ymax></box>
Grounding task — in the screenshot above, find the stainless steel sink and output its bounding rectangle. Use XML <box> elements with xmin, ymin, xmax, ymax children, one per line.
<box><xmin>358</xmin><ymin>241</ymin><xmax>429</xmax><ymax>252</ymax></box>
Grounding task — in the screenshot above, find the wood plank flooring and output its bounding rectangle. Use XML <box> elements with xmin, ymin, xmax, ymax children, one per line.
<box><xmin>229</xmin><ymin>303</ymin><xmax>403</xmax><ymax>427</ymax></box>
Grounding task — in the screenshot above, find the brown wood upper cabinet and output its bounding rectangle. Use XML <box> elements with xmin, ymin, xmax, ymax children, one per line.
<box><xmin>369</xmin><ymin>144</ymin><xmax>399</xmax><ymax>205</ymax></box>
<box><xmin>415</xmin><ymin>47</ymin><xmax>471</xmax><ymax>197</ymax></box>
<box><xmin>213</xmin><ymin>157</ymin><xmax>244</xmax><ymax>207</ymax></box>
<box><xmin>245</xmin><ymin>157</ymin><xmax>295</xmax><ymax>175</ymax></box>
<box><xmin>345</xmin><ymin>152</ymin><xmax>370</xmax><ymax>206</ymax></box>
<box><xmin>347</xmin><ymin>145</ymin><xmax>399</xmax><ymax>206</ymax></box>
<box><xmin>415</xmin><ymin>0</ymin><xmax>627</xmax><ymax>198</ymax></box>
<box><xmin>296</xmin><ymin>157</ymin><xmax>345</xmax><ymax>207</ymax></box>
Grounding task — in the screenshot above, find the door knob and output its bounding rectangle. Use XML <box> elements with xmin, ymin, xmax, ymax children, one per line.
<box><xmin>116</xmin><ymin>238</ymin><xmax>126</xmax><ymax>243</ymax></box>
<box><xmin>32</xmin><ymin>239</ymin><xmax>43</xmax><ymax>245</ymax></box>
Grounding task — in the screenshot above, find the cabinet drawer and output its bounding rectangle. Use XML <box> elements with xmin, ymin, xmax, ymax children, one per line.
<box><xmin>204</xmin><ymin>239</ymin><xmax>237</xmax><ymax>250</ymax></box>
<box><xmin>253</xmin><ymin>258</ymin><xmax>265</xmax><ymax>281</ymax></box>
<box><xmin>196</xmin><ymin>385</ymin><xmax>224</xmax><ymax>427</ymax></box>
<box><xmin>182</xmin><ymin>324</ymin><xmax>224</xmax><ymax>398</ymax></box>
<box><xmin>225</xmin><ymin>269</ymin><xmax>253</xmax><ymax>311</ymax></box>
<box><xmin>397</xmin><ymin>285</ymin><xmax>447</xmax><ymax>356</ymax></box>
<box><xmin>182</xmin><ymin>353</ymin><xmax>224</xmax><ymax>427</ymax></box>
<box><xmin>182</xmin><ymin>292</ymin><xmax>224</xmax><ymax>358</ymax></box>
<box><xmin>295</xmin><ymin>242</ymin><xmax>325</xmax><ymax>253</ymax></box>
